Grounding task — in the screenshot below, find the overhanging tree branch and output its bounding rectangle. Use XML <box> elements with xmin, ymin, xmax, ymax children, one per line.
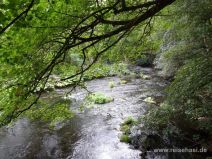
<box><xmin>0</xmin><ymin>0</ymin><xmax>35</xmax><ymax>35</ymax></box>
<box><xmin>0</xmin><ymin>0</ymin><xmax>176</xmax><ymax>126</ymax></box>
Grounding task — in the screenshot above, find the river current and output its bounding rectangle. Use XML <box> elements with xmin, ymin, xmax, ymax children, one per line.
<box><xmin>0</xmin><ymin>67</ymin><xmax>167</xmax><ymax>159</ymax></box>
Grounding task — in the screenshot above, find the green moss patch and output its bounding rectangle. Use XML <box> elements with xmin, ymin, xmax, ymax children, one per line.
<box><xmin>119</xmin><ymin>116</ymin><xmax>137</xmax><ymax>143</ymax></box>
<box><xmin>87</xmin><ymin>92</ymin><xmax>114</xmax><ymax>104</ymax></box>
<box><xmin>120</xmin><ymin>134</ymin><xmax>131</xmax><ymax>143</ymax></box>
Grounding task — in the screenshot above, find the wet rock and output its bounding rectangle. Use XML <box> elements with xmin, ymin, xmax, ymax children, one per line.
<box><xmin>143</xmin><ymin>97</ymin><xmax>156</xmax><ymax>104</ymax></box>
<box><xmin>129</xmin><ymin>128</ymin><xmax>165</xmax><ymax>152</ymax></box>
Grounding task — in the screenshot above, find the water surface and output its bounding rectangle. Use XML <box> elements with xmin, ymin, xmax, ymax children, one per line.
<box><xmin>0</xmin><ymin>67</ymin><xmax>167</xmax><ymax>159</ymax></box>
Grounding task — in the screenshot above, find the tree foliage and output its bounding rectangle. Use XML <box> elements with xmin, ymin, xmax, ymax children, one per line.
<box><xmin>142</xmin><ymin>0</ymin><xmax>212</xmax><ymax>149</ymax></box>
<box><xmin>0</xmin><ymin>0</ymin><xmax>175</xmax><ymax>126</ymax></box>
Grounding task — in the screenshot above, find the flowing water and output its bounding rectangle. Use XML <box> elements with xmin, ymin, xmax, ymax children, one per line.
<box><xmin>0</xmin><ymin>67</ymin><xmax>167</xmax><ymax>159</ymax></box>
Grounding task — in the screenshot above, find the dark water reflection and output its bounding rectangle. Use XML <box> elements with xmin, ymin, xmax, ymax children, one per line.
<box><xmin>0</xmin><ymin>67</ymin><xmax>167</xmax><ymax>159</ymax></box>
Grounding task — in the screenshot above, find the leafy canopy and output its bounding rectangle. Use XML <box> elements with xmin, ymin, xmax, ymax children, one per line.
<box><xmin>0</xmin><ymin>0</ymin><xmax>176</xmax><ymax>126</ymax></box>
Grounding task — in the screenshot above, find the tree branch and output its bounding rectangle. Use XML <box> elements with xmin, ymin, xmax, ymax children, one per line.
<box><xmin>0</xmin><ymin>0</ymin><xmax>176</xmax><ymax>126</ymax></box>
<box><xmin>0</xmin><ymin>0</ymin><xmax>35</xmax><ymax>35</ymax></box>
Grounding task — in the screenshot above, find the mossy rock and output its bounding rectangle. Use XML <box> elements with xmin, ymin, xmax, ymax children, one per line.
<box><xmin>120</xmin><ymin>125</ymin><xmax>130</xmax><ymax>134</ymax></box>
<box><xmin>143</xmin><ymin>97</ymin><xmax>156</xmax><ymax>104</ymax></box>
<box><xmin>120</xmin><ymin>80</ymin><xmax>127</xmax><ymax>84</ymax></box>
<box><xmin>88</xmin><ymin>92</ymin><xmax>114</xmax><ymax>104</ymax></box>
<box><xmin>120</xmin><ymin>134</ymin><xmax>131</xmax><ymax>143</ymax></box>
<box><xmin>120</xmin><ymin>117</ymin><xmax>137</xmax><ymax>141</ymax></box>
<box><xmin>108</xmin><ymin>81</ymin><xmax>115</xmax><ymax>88</ymax></box>
<box><xmin>122</xmin><ymin>117</ymin><xmax>137</xmax><ymax>126</ymax></box>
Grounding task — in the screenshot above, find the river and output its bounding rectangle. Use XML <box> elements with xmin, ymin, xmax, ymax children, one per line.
<box><xmin>0</xmin><ymin>67</ymin><xmax>167</xmax><ymax>159</ymax></box>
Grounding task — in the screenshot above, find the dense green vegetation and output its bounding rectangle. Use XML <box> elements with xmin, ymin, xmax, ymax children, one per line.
<box><xmin>0</xmin><ymin>0</ymin><xmax>211</xmax><ymax>157</ymax></box>
<box><xmin>120</xmin><ymin>116</ymin><xmax>137</xmax><ymax>143</ymax></box>
<box><xmin>0</xmin><ymin>0</ymin><xmax>176</xmax><ymax>126</ymax></box>
<box><xmin>142</xmin><ymin>0</ymin><xmax>212</xmax><ymax>149</ymax></box>
<box><xmin>118</xmin><ymin>0</ymin><xmax>212</xmax><ymax>156</ymax></box>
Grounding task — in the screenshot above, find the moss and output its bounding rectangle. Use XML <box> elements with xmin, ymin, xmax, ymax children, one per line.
<box><xmin>88</xmin><ymin>92</ymin><xmax>114</xmax><ymax>104</ymax></box>
<box><xmin>108</xmin><ymin>81</ymin><xmax>115</xmax><ymax>88</ymax></box>
<box><xmin>122</xmin><ymin>116</ymin><xmax>137</xmax><ymax>125</ymax></box>
<box><xmin>119</xmin><ymin>117</ymin><xmax>137</xmax><ymax>143</ymax></box>
<box><xmin>120</xmin><ymin>134</ymin><xmax>131</xmax><ymax>143</ymax></box>
<box><xmin>120</xmin><ymin>80</ymin><xmax>127</xmax><ymax>84</ymax></box>
<box><xmin>120</xmin><ymin>125</ymin><xmax>130</xmax><ymax>134</ymax></box>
